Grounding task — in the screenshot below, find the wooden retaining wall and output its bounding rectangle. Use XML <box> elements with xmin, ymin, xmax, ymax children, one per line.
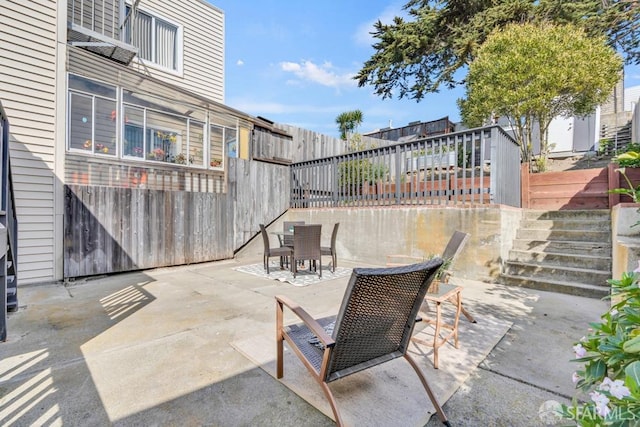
<box><xmin>521</xmin><ymin>164</ymin><xmax>640</xmax><ymax>210</ymax></box>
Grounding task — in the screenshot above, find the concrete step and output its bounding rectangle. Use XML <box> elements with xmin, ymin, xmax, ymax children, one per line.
<box><xmin>503</xmin><ymin>209</ymin><xmax>612</xmax><ymax>299</ymax></box>
<box><xmin>510</xmin><ymin>239</ymin><xmax>611</xmax><ymax>256</ymax></box>
<box><xmin>524</xmin><ymin>209</ymin><xmax>611</xmax><ymax>221</ymax></box>
<box><xmin>516</xmin><ymin>228</ymin><xmax>611</xmax><ymax>242</ymax></box>
<box><xmin>508</xmin><ymin>249</ymin><xmax>611</xmax><ymax>271</ymax></box>
<box><xmin>519</xmin><ymin>219</ymin><xmax>611</xmax><ymax>231</ymax></box>
<box><xmin>503</xmin><ymin>260</ymin><xmax>610</xmax><ymax>287</ymax></box>
<box><xmin>498</xmin><ymin>273</ymin><xmax>609</xmax><ymax>299</ymax></box>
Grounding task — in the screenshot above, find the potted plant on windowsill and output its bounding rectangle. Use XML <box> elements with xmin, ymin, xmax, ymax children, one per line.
<box><xmin>210</xmin><ymin>158</ymin><xmax>222</xmax><ymax>167</ymax></box>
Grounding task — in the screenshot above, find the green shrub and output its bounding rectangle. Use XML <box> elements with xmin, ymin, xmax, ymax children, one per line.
<box><xmin>613</xmin><ymin>144</ymin><xmax>640</xmax><ymax>168</ymax></box>
<box><xmin>561</xmin><ymin>271</ymin><xmax>640</xmax><ymax>425</ymax></box>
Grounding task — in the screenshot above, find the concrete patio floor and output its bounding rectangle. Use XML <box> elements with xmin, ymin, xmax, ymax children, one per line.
<box><xmin>0</xmin><ymin>256</ymin><xmax>608</xmax><ymax>426</ymax></box>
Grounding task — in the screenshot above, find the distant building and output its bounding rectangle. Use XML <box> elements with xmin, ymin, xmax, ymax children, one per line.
<box><xmin>364</xmin><ymin>117</ymin><xmax>455</xmax><ymax>142</ymax></box>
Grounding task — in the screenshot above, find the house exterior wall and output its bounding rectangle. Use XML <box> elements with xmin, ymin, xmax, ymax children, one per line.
<box><xmin>0</xmin><ymin>0</ymin><xmax>228</xmax><ymax>283</ymax></box>
<box><xmin>128</xmin><ymin>0</ymin><xmax>224</xmax><ymax>103</ymax></box>
<box><xmin>547</xmin><ymin>117</ymin><xmax>574</xmax><ymax>153</ymax></box>
<box><xmin>0</xmin><ymin>0</ymin><xmax>60</xmax><ymax>284</ymax></box>
<box><xmin>624</xmin><ymin>85</ymin><xmax>640</xmax><ymax>113</ymax></box>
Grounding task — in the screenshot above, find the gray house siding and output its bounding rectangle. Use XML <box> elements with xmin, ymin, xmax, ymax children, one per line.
<box><xmin>128</xmin><ymin>0</ymin><xmax>224</xmax><ymax>103</ymax></box>
<box><xmin>0</xmin><ymin>0</ymin><xmax>59</xmax><ymax>284</ymax></box>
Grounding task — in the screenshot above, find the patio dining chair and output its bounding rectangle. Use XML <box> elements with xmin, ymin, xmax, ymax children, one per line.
<box><xmin>260</xmin><ymin>224</ymin><xmax>293</xmax><ymax>274</ymax></box>
<box><xmin>320</xmin><ymin>222</ymin><xmax>339</xmax><ymax>273</ymax></box>
<box><xmin>275</xmin><ymin>259</ymin><xmax>450</xmax><ymax>426</ymax></box>
<box><xmin>292</xmin><ymin>224</ymin><xmax>322</xmax><ymax>278</ymax></box>
<box><xmin>282</xmin><ymin>221</ymin><xmax>305</xmax><ymax>248</ymax></box>
<box><xmin>440</xmin><ymin>231</ymin><xmax>470</xmax><ymax>284</ymax></box>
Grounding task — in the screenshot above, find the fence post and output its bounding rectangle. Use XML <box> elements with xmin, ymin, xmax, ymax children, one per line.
<box><xmin>608</xmin><ymin>163</ymin><xmax>621</xmax><ymax>208</ymax></box>
<box><xmin>394</xmin><ymin>145</ymin><xmax>402</xmax><ymax>205</ymax></box>
<box><xmin>520</xmin><ymin>163</ymin><xmax>530</xmax><ymax>208</ymax></box>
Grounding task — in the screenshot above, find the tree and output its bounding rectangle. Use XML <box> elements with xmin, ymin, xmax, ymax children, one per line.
<box><xmin>458</xmin><ymin>22</ymin><xmax>622</xmax><ymax>170</ymax></box>
<box><xmin>335</xmin><ymin>110</ymin><xmax>363</xmax><ymax>147</ymax></box>
<box><xmin>355</xmin><ymin>0</ymin><xmax>639</xmax><ymax>101</ymax></box>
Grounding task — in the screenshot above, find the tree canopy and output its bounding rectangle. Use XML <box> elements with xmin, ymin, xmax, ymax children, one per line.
<box><xmin>458</xmin><ymin>22</ymin><xmax>622</xmax><ymax>169</ymax></box>
<box><xmin>355</xmin><ymin>0</ymin><xmax>639</xmax><ymax>101</ymax></box>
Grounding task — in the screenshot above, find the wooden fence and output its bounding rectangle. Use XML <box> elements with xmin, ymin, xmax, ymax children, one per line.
<box><xmin>63</xmin><ymin>158</ymin><xmax>289</xmax><ymax>278</ymax></box>
<box><xmin>521</xmin><ymin>163</ymin><xmax>640</xmax><ymax>210</ymax></box>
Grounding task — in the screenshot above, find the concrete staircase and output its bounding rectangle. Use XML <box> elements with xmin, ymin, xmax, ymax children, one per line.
<box><xmin>499</xmin><ymin>210</ymin><xmax>612</xmax><ymax>298</ymax></box>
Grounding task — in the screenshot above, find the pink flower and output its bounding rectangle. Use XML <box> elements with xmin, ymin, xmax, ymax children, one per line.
<box><xmin>572</xmin><ymin>372</ymin><xmax>581</xmax><ymax>384</ymax></box>
<box><xmin>590</xmin><ymin>391</ymin><xmax>610</xmax><ymax>417</ymax></box>
<box><xmin>573</xmin><ymin>343</ymin><xmax>587</xmax><ymax>358</ymax></box>
<box><xmin>599</xmin><ymin>377</ymin><xmax>631</xmax><ymax>399</ymax></box>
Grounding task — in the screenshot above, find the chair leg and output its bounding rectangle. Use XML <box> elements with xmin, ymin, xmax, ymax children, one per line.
<box><xmin>404</xmin><ymin>353</ymin><xmax>450</xmax><ymax>426</ymax></box>
<box><xmin>265</xmin><ymin>255</ymin><xmax>270</xmax><ymax>274</ymax></box>
<box><xmin>332</xmin><ymin>253</ymin><xmax>336</xmax><ymax>273</ymax></box>
<box><xmin>319</xmin><ymin>382</ymin><xmax>345</xmax><ymax>426</ymax></box>
<box><xmin>292</xmin><ymin>256</ymin><xmax>297</xmax><ymax>278</ymax></box>
<box><xmin>276</xmin><ymin>300</ymin><xmax>284</xmax><ymax>379</ymax></box>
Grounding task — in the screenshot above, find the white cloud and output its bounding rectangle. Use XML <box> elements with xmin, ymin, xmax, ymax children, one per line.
<box><xmin>279</xmin><ymin>60</ymin><xmax>356</xmax><ymax>89</ymax></box>
<box><xmin>226</xmin><ymin>98</ymin><xmax>352</xmax><ymax>116</ymax></box>
<box><xmin>236</xmin><ymin>59</ymin><xmax>244</xmax><ymax>66</ymax></box>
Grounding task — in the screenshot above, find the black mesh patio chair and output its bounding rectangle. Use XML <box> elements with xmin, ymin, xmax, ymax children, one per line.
<box><xmin>321</xmin><ymin>223</ymin><xmax>339</xmax><ymax>273</ymax></box>
<box><xmin>292</xmin><ymin>224</ymin><xmax>322</xmax><ymax>278</ymax></box>
<box><xmin>275</xmin><ymin>259</ymin><xmax>450</xmax><ymax>426</ymax></box>
<box><xmin>260</xmin><ymin>224</ymin><xmax>292</xmax><ymax>274</ymax></box>
<box><xmin>440</xmin><ymin>231</ymin><xmax>470</xmax><ymax>284</ymax></box>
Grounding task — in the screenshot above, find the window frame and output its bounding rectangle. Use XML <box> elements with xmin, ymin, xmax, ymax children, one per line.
<box><xmin>67</xmin><ymin>75</ymin><xmax>119</xmax><ymax>158</ymax></box>
<box><xmin>123</xmin><ymin>3</ymin><xmax>184</xmax><ymax>75</ymax></box>
<box><xmin>66</xmin><ymin>74</ymin><xmax>235</xmax><ymax>171</ymax></box>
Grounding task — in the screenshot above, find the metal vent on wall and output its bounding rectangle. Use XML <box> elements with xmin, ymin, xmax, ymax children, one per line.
<box><xmin>67</xmin><ymin>22</ymin><xmax>138</xmax><ymax>65</ymax></box>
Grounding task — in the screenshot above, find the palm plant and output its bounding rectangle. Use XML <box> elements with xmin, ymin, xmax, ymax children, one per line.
<box><xmin>335</xmin><ymin>110</ymin><xmax>363</xmax><ymax>145</ymax></box>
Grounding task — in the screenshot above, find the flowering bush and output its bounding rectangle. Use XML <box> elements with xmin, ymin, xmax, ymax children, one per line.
<box><xmin>561</xmin><ymin>270</ymin><xmax>640</xmax><ymax>425</ymax></box>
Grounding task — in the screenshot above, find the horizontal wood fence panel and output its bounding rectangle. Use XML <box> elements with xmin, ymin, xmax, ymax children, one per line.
<box><xmin>529</xmin><ymin>195</ymin><xmax>610</xmax><ymax>210</ymax></box>
<box><xmin>524</xmin><ymin>168</ymin><xmax>610</xmax><ymax>210</ymax></box>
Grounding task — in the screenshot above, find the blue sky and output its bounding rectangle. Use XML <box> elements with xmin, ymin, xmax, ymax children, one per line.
<box><xmin>211</xmin><ymin>1</ymin><xmax>640</xmax><ymax>139</ymax></box>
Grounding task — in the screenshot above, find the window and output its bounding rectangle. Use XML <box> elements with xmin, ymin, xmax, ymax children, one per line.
<box><xmin>67</xmin><ymin>74</ymin><xmax>229</xmax><ymax>171</ymax></box>
<box><xmin>122</xmin><ymin>105</ymin><xmax>196</xmax><ymax>165</ymax></box>
<box><xmin>226</xmin><ymin>128</ymin><xmax>238</xmax><ymax>158</ymax></box>
<box><xmin>209</xmin><ymin>125</ymin><xmax>224</xmax><ymax>168</ymax></box>
<box><xmin>68</xmin><ymin>75</ymin><xmax>117</xmax><ymax>156</ymax></box>
<box><xmin>124</xmin><ymin>5</ymin><xmax>181</xmax><ymax>72</ymax></box>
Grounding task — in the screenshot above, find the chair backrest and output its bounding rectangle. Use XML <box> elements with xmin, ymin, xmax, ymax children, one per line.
<box><xmin>330</xmin><ymin>223</ymin><xmax>340</xmax><ymax>250</ymax></box>
<box><xmin>283</xmin><ymin>221</ymin><xmax>305</xmax><ymax>246</ymax></box>
<box><xmin>325</xmin><ymin>259</ymin><xmax>443</xmax><ymax>382</ymax></box>
<box><xmin>259</xmin><ymin>224</ymin><xmax>271</xmax><ymax>252</ymax></box>
<box><xmin>293</xmin><ymin>224</ymin><xmax>321</xmax><ymax>259</ymax></box>
<box><xmin>441</xmin><ymin>231</ymin><xmax>470</xmax><ymax>268</ymax></box>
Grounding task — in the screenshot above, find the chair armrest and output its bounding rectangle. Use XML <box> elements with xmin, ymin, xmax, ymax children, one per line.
<box><xmin>275</xmin><ymin>295</ymin><xmax>335</xmax><ymax>348</ymax></box>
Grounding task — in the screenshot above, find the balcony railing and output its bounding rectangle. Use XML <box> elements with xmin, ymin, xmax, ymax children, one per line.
<box><xmin>67</xmin><ymin>0</ymin><xmax>138</xmax><ymax>64</ymax></box>
<box><xmin>289</xmin><ymin>126</ymin><xmax>521</xmax><ymax>209</ymax></box>
<box><xmin>1</xmin><ymin>101</ymin><xmax>18</xmax><ymax>342</ymax></box>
